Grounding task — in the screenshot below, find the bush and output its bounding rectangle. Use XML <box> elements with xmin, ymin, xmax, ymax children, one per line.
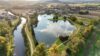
<box><xmin>95</xmin><ymin>40</ymin><xmax>100</xmax><ymax>48</ymax></box>
<box><xmin>68</xmin><ymin>16</ymin><xmax>77</xmax><ymax>22</ymax></box>
<box><xmin>76</xmin><ymin>20</ymin><xmax>84</xmax><ymax>25</ymax></box>
<box><xmin>33</xmin><ymin>43</ymin><xmax>47</xmax><ymax>56</ymax></box>
<box><xmin>79</xmin><ymin>10</ymin><xmax>89</xmax><ymax>15</ymax></box>
<box><xmin>48</xmin><ymin>44</ymin><xmax>61</xmax><ymax>56</ymax></box>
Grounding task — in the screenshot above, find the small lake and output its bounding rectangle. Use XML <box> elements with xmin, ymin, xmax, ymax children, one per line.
<box><xmin>33</xmin><ymin>14</ymin><xmax>76</xmax><ymax>47</ymax></box>
<box><xmin>13</xmin><ymin>17</ymin><xmax>26</xmax><ymax>56</ymax></box>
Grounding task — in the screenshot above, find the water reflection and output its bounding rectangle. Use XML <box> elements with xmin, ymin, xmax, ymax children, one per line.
<box><xmin>33</xmin><ymin>14</ymin><xmax>76</xmax><ymax>47</ymax></box>
<box><xmin>14</xmin><ymin>17</ymin><xmax>26</xmax><ymax>56</ymax></box>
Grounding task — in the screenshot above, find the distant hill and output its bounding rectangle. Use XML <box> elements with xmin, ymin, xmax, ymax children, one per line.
<box><xmin>44</xmin><ymin>0</ymin><xmax>100</xmax><ymax>3</ymax></box>
<box><xmin>0</xmin><ymin>0</ymin><xmax>100</xmax><ymax>6</ymax></box>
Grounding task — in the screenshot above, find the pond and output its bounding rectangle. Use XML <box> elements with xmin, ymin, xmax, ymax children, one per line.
<box><xmin>33</xmin><ymin>14</ymin><xmax>76</xmax><ymax>47</ymax></box>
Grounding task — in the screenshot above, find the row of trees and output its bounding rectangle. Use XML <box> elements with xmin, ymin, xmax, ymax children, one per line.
<box><xmin>33</xmin><ymin>43</ymin><xmax>67</xmax><ymax>56</ymax></box>
<box><xmin>0</xmin><ymin>20</ymin><xmax>14</xmax><ymax>56</ymax></box>
<box><xmin>0</xmin><ymin>16</ymin><xmax>20</xmax><ymax>56</ymax></box>
<box><xmin>52</xmin><ymin>14</ymin><xmax>94</xmax><ymax>56</ymax></box>
<box><xmin>79</xmin><ymin>10</ymin><xmax>89</xmax><ymax>15</ymax></box>
<box><xmin>66</xmin><ymin>25</ymin><xmax>93</xmax><ymax>56</ymax></box>
<box><xmin>65</xmin><ymin>16</ymin><xmax>94</xmax><ymax>56</ymax></box>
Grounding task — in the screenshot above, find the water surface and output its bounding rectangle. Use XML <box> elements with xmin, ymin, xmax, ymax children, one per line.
<box><xmin>33</xmin><ymin>14</ymin><xmax>76</xmax><ymax>47</ymax></box>
<box><xmin>14</xmin><ymin>17</ymin><xmax>26</xmax><ymax>56</ymax></box>
<box><xmin>34</xmin><ymin>14</ymin><xmax>75</xmax><ymax>46</ymax></box>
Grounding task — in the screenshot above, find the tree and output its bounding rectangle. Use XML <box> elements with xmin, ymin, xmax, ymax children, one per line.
<box><xmin>33</xmin><ymin>43</ymin><xmax>47</xmax><ymax>56</ymax></box>
<box><xmin>0</xmin><ymin>21</ymin><xmax>11</xmax><ymax>37</ymax></box>
<box><xmin>79</xmin><ymin>10</ymin><xmax>89</xmax><ymax>15</ymax></box>
<box><xmin>63</xmin><ymin>16</ymin><xmax>67</xmax><ymax>22</ymax></box>
<box><xmin>0</xmin><ymin>36</ymin><xmax>6</xmax><ymax>56</ymax></box>
<box><xmin>61</xmin><ymin>50</ymin><xmax>67</xmax><ymax>56</ymax></box>
<box><xmin>0</xmin><ymin>20</ymin><xmax>13</xmax><ymax>56</ymax></box>
<box><xmin>69</xmin><ymin>16</ymin><xmax>77</xmax><ymax>22</ymax></box>
<box><xmin>76</xmin><ymin>20</ymin><xmax>84</xmax><ymax>25</ymax></box>
<box><xmin>48</xmin><ymin>44</ymin><xmax>60</xmax><ymax>56</ymax></box>
<box><xmin>95</xmin><ymin>40</ymin><xmax>100</xmax><ymax>48</ymax></box>
<box><xmin>0</xmin><ymin>36</ymin><xmax>6</xmax><ymax>44</ymax></box>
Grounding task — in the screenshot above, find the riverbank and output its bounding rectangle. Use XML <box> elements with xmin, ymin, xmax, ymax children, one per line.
<box><xmin>0</xmin><ymin>16</ymin><xmax>20</xmax><ymax>56</ymax></box>
<box><xmin>10</xmin><ymin>16</ymin><xmax>20</xmax><ymax>56</ymax></box>
<box><xmin>22</xmin><ymin>16</ymin><xmax>38</xmax><ymax>56</ymax></box>
<box><xmin>6</xmin><ymin>16</ymin><xmax>21</xmax><ymax>56</ymax></box>
<box><xmin>12</xmin><ymin>16</ymin><xmax>21</xmax><ymax>32</ymax></box>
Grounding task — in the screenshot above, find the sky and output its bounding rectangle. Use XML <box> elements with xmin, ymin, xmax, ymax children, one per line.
<box><xmin>1</xmin><ymin>0</ymin><xmax>100</xmax><ymax>2</ymax></box>
<box><xmin>0</xmin><ymin>0</ymin><xmax>40</xmax><ymax>1</ymax></box>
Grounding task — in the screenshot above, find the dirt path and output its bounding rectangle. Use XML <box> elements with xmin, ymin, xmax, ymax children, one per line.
<box><xmin>25</xmin><ymin>24</ymin><xmax>35</xmax><ymax>56</ymax></box>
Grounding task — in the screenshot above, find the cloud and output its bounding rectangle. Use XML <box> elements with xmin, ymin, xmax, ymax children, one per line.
<box><xmin>36</xmin><ymin>14</ymin><xmax>76</xmax><ymax>37</ymax></box>
<box><xmin>40</xmin><ymin>21</ymin><xmax>76</xmax><ymax>37</ymax></box>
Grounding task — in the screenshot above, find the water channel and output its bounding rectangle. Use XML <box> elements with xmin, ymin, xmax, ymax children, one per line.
<box><xmin>13</xmin><ymin>17</ymin><xmax>26</xmax><ymax>56</ymax></box>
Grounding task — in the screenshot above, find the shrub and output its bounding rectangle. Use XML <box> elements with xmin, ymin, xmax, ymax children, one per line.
<box><xmin>68</xmin><ymin>16</ymin><xmax>77</xmax><ymax>22</ymax></box>
<box><xmin>79</xmin><ymin>10</ymin><xmax>89</xmax><ymax>15</ymax></box>
<box><xmin>33</xmin><ymin>43</ymin><xmax>47</xmax><ymax>56</ymax></box>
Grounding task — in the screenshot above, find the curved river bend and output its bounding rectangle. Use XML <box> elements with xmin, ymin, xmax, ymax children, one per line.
<box><xmin>13</xmin><ymin>17</ymin><xmax>26</xmax><ymax>56</ymax></box>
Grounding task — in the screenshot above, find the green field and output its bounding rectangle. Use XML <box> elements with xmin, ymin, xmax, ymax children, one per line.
<box><xmin>77</xmin><ymin>22</ymin><xmax>100</xmax><ymax>56</ymax></box>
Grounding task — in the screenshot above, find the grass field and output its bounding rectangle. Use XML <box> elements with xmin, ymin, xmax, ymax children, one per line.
<box><xmin>77</xmin><ymin>22</ymin><xmax>100</xmax><ymax>56</ymax></box>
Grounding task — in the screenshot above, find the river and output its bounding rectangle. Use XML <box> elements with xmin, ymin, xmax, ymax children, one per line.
<box><xmin>13</xmin><ymin>17</ymin><xmax>26</xmax><ymax>56</ymax></box>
